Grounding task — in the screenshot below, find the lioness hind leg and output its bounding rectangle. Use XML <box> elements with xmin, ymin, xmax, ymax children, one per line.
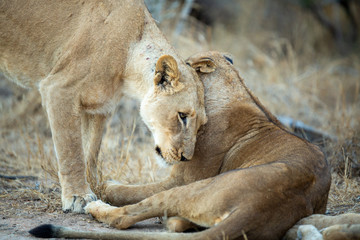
<box><xmin>39</xmin><ymin>78</ymin><xmax>96</xmax><ymax>213</ymax></box>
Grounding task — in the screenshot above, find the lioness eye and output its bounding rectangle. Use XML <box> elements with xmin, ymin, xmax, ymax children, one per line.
<box><xmin>178</xmin><ymin>112</ymin><xmax>187</xmax><ymax>125</ymax></box>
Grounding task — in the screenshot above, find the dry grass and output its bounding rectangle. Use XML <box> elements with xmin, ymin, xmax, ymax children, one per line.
<box><xmin>0</xmin><ymin>0</ymin><xmax>359</xmax><ymax>230</ymax></box>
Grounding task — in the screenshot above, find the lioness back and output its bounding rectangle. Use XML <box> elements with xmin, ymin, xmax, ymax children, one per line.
<box><xmin>0</xmin><ymin>0</ymin><xmax>144</xmax><ymax>87</ymax></box>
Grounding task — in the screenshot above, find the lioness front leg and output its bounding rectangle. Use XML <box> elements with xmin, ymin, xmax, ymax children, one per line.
<box><xmin>89</xmin><ymin>178</ymin><xmax>217</xmax><ymax>230</ymax></box>
<box><xmin>102</xmin><ymin>177</ymin><xmax>177</xmax><ymax>206</ymax></box>
<box><xmin>85</xmin><ymin>200</ymin><xmax>137</xmax><ymax>229</ymax></box>
<box><xmin>86</xmin><ymin>196</ymin><xmax>175</xmax><ymax>230</ymax></box>
<box><xmin>40</xmin><ymin>78</ymin><xmax>96</xmax><ymax>213</ymax></box>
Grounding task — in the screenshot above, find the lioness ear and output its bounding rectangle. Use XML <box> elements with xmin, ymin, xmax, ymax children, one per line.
<box><xmin>154</xmin><ymin>55</ymin><xmax>180</xmax><ymax>89</ymax></box>
<box><xmin>186</xmin><ymin>57</ymin><xmax>216</xmax><ymax>73</ymax></box>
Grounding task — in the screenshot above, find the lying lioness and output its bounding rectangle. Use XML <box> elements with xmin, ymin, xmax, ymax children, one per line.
<box><xmin>101</xmin><ymin>51</ymin><xmax>332</xmax><ymax>210</ymax></box>
<box><xmin>30</xmin><ymin>51</ymin><xmax>336</xmax><ymax>239</ymax></box>
<box><xmin>84</xmin><ymin>51</ymin><xmax>332</xmax><ymax>240</ymax></box>
<box><xmin>0</xmin><ymin>0</ymin><xmax>206</xmax><ymax>213</ymax></box>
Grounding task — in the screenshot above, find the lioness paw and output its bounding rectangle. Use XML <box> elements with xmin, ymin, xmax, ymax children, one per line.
<box><xmin>84</xmin><ymin>200</ymin><xmax>110</xmax><ymax>215</ymax></box>
<box><xmin>85</xmin><ymin>200</ymin><xmax>131</xmax><ymax>228</ymax></box>
<box><xmin>62</xmin><ymin>193</ymin><xmax>97</xmax><ymax>213</ymax></box>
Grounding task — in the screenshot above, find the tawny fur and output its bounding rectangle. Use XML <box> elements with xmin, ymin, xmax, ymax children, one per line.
<box><xmin>0</xmin><ymin>0</ymin><xmax>207</xmax><ymax>213</ymax></box>
<box><xmin>85</xmin><ymin>51</ymin><xmax>333</xmax><ymax>240</ymax></box>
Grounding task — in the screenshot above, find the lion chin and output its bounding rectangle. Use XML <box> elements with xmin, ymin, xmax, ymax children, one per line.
<box><xmin>155</xmin><ymin>155</ymin><xmax>171</xmax><ymax>168</ymax></box>
<box><xmin>154</xmin><ymin>146</ymin><xmax>188</xmax><ymax>166</ymax></box>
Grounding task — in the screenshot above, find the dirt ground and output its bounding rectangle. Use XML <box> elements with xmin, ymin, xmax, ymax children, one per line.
<box><xmin>0</xmin><ymin>178</ymin><xmax>165</xmax><ymax>240</ymax></box>
<box><xmin>0</xmin><ymin>181</ymin><xmax>164</xmax><ymax>240</ymax></box>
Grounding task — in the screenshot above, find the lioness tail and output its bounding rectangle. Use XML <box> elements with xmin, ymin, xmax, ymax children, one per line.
<box><xmin>29</xmin><ymin>224</ymin><xmax>198</xmax><ymax>240</ymax></box>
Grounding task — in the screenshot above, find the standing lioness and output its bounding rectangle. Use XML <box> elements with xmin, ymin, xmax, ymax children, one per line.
<box><xmin>0</xmin><ymin>0</ymin><xmax>207</xmax><ymax>213</ymax></box>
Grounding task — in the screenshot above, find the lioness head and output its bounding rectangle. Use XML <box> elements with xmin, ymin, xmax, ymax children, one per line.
<box><xmin>140</xmin><ymin>55</ymin><xmax>207</xmax><ymax>165</ymax></box>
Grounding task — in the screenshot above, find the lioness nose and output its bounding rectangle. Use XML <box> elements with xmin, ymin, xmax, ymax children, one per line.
<box><xmin>180</xmin><ymin>153</ymin><xmax>189</xmax><ymax>162</ymax></box>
